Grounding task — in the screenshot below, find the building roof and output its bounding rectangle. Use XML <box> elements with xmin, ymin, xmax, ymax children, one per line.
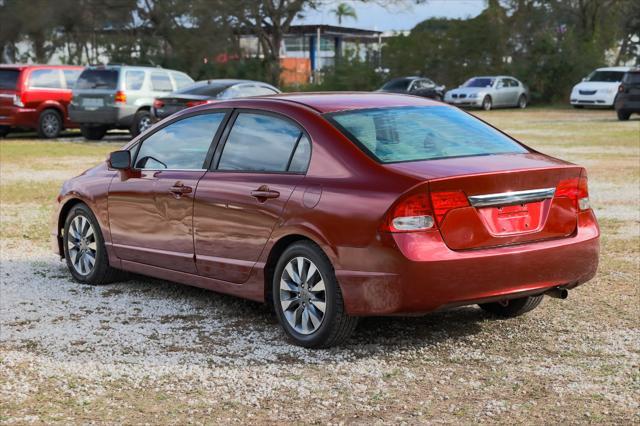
<box><xmin>286</xmin><ymin>24</ymin><xmax>382</xmax><ymax>37</ymax></box>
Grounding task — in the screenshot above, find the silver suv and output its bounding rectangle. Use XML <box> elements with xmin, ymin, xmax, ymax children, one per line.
<box><xmin>69</xmin><ymin>65</ymin><xmax>193</xmax><ymax>140</ymax></box>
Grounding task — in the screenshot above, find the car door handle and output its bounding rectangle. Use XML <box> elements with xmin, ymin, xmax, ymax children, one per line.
<box><xmin>169</xmin><ymin>183</ymin><xmax>193</xmax><ymax>196</ymax></box>
<box><xmin>251</xmin><ymin>187</ymin><xmax>280</xmax><ymax>200</ymax></box>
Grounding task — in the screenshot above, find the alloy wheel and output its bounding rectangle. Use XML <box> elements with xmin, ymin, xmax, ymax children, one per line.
<box><xmin>42</xmin><ymin>113</ymin><xmax>60</xmax><ymax>137</ymax></box>
<box><xmin>279</xmin><ymin>256</ymin><xmax>326</xmax><ymax>335</ymax></box>
<box><xmin>67</xmin><ymin>215</ymin><xmax>97</xmax><ymax>276</ymax></box>
<box><xmin>138</xmin><ymin>116</ymin><xmax>152</xmax><ymax>133</ymax></box>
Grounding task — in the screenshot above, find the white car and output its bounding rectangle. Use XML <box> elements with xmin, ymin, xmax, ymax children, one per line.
<box><xmin>570</xmin><ymin>66</ymin><xmax>632</xmax><ymax>108</ymax></box>
<box><xmin>444</xmin><ymin>76</ymin><xmax>529</xmax><ymax>111</ymax></box>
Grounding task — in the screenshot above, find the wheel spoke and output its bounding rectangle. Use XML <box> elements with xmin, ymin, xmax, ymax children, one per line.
<box><xmin>310</xmin><ymin>279</ymin><xmax>325</xmax><ymax>293</ymax></box>
<box><xmin>306</xmin><ymin>263</ymin><xmax>318</xmax><ymax>284</ymax></box>
<box><xmin>87</xmin><ymin>241</ymin><xmax>97</xmax><ymax>251</ymax></box>
<box><xmin>308</xmin><ymin>305</ymin><xmax>323</xmax><ymax>328</ymax></box>
<box><xmin>281</xmin><ymin>296</ymin><xmax>299</xmax><ymax>311</ymax></box>
<box><xmin>310</xmin><ymin>300</ymin><xmax>326</xmax><ymax>313</ymax></box>
<box><xmin>285</xmin><ymin>262</ymin><xmax>300</xmax><ymax>284</ymax></box>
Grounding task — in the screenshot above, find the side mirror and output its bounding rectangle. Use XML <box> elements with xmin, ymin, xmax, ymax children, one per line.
<box><xmin>108</xmin><ymin>150</ymin><xmax>131</xmax><ymax>170</ymax></box>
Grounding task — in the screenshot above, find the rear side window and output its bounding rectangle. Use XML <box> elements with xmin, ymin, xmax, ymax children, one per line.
<box><xmin>217</xmin><ymin>113</ymin><xmax>307</xmax><ymax>172</ymax></box>
<box><xmin>63</xmin><ymin>69</ymin><xmax>81</xmax><ymax>88</ymax></box>
<box><xmin>125</xmin><ymin>71</ymin><xmax>145</xmax><ymax>90</ymax></box>
<box><xmin>328</xmin><ymin>106</ymin><xmax>528</xmax><ymax>163</ymax></box>
<box><xmin>0</xmin><ymin>69</ymin><xmax>20</xmax><ymax>90</ymax></box>
<box><xmin>172</xmin><ymin>72</ymin><xmax>193</xmax><ymax>89</ymax></box>
<box><xmin>134</xmin><ymin>113</ymin><xmax>224</xmax><ymax>170</ymax></box>
<box><xmin>29</xmin><ymin>69</ymin><xmax>63</xmax><ymax>89</ymax></box>
<box><xmin>76</xmin><ymin>69</ymin><xmax>119</xmax><ymax>90</ymax></box>
<box><xmin>151</xmin><ymin>72</ymin><xmax>173</xmax><ymax>91</ymax></box>
<box><xmin>239</xmin><ymin>85</ymin><xmax>279</xmax><ymax>97</ymax></box>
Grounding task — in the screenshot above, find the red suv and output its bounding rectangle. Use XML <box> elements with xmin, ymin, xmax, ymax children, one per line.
<box><xmin>0</xmin><ymin>65</ymin><xmax>84</xmax><ymax>138</ymax></box>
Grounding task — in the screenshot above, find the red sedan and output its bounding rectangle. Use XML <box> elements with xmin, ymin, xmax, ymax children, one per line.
<box><xmin>51</xmin><ymin>93</ymin><xmax>600</xmax><ymax>347</ymax></box>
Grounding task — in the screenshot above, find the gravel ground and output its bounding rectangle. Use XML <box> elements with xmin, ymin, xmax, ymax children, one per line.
<box><xmin>1</xmin><ymin>109</ymin><xmax>639</xmax><ymax>424</ymax></box>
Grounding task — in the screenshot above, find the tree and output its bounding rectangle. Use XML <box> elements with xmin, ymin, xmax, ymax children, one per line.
<box><xmin>332</xmin><ymin>3</ymin><xmax>357</xmax><ymax>25</ymax></box>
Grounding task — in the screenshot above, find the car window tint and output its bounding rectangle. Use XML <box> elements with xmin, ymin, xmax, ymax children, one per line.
<box><xmin>623</xmin><ymin>72</ymin><xmax>640</xmax><ymax>84</ymax></box>
<box><xmin>125</xmin><ymin>70</ymin><xmax>145</xmax><ymax>90</ymax></box>
<box><xmin>29</xmin><ymin>69</ymin><xmax>63</xmax><ymax>89</ymax></box>
<box><xmin>151</xmin><ymin>71</ymin><xmax>173</xmax><ymax>91</ymax></box>
<box><xmin>508</xmin><ymin>79</ymin><xmax>519</xmax><ymax>87</ymax></box>
<box><xmin>62</xmin><ymin>70</ymin><xmax>81</xmax><ymax>88</ymax></box>
<box><xmin>288</xmin><ymin>134</ymin><xmax>311</xmax><ymax>172</ymax></box>
<box><xmin>172</xmin><ymin>72</ymin><xmax>193</xmax><ymax>89</ymax></box>
<box><xmin>76</xmin><ymin>69</ymin><xmax>119</xmax><ymax>90</ymax></box>
<box><xmin>134</xmin><ymin>113</ymin><xmax>224</xmax><ymax>170</ymax></box>
<box><xmin>0</xmin><ymin>69</ymin><xmax>20</xmax><ymax>90</ymax></box>
<box><xmin>218</xmin><ymin>113</ymin><xmax>302</xmax><ymax>172</ymax></box>
<box><xmin>329</xmin><ymin>106</ymin><xmax>528</xmax><ymax>163</ymax></box>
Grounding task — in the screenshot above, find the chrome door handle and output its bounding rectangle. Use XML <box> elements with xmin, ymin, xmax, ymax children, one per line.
<box><xmin>251</xmin><ymin>187</ymin><xmax>280</xmax><ymax>200</ymax></box>
<box><xmin>169</xmin><ymin>183</ymin><xmax>193</xmax><ymax>196</ymax></box>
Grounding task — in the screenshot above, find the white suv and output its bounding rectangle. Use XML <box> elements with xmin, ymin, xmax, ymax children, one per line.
<box><xmin>570</xmin><ymin>66</ymin><xmax>632</xmax><ymax>108</ymax></box>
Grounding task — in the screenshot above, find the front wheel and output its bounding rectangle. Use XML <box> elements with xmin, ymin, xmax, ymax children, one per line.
<box><xmin>37</xmin><ymin>109</ymin><xmax>62</xmax><ymax>138</ymax></box>
<box><xmin>482</xmin><ymin>95</ymin><xmax>492</xmax><ymax>111</ymax></box>
<box><xmin>479</xmin><ymin>295</ymin><xmax>543</xmax><ymax>318</ymax></box>
<box><xmin>273</xmin><ymin>241</ymin><xmax>358</xmax><ymax>348</ymax></box>
<box><xmin>617</xmin><ymin>109</ymin><xmax>631</xmax><ymax>121</ymax></box>
<box><xmin>517</xmin><ymin>94</ymin><xmax>527</xmax><ymax>109</ymax></box>
<box><xmin>63</xmin><ymin>203</ymin><xmax>124</xmax><ymax>284</ymax></box>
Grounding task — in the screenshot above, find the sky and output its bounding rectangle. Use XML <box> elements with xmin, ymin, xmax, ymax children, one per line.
<box><xmin>295</xmin><ymin>0</ymin><xmax>486</xmax><ymax>32</ymax></box>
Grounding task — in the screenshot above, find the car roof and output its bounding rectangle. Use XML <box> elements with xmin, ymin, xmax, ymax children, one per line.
<box><xmin>257</xmin><ymin>92</ymin><xmax>442</xmax><ymax>114</ymax></box>
<box><xmin>0</xmin><ymin>64</ymin><xmax>83</xmax><ymax>70</ymax></box>
<box><xmin>595</xmin><ymin>66</ymin><xmax>633</xmax><ymax>72</ymax></box>
<box><xmin>190</xmin><ymin>79</ymin><xmax>276</xmax><ymax>88</ymax></box>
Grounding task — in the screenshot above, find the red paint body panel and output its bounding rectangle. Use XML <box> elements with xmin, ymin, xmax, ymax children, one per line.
<box><xmin>0</xmin><ymin>64</ymin><xmax>83</xmax><ymax>130</ymax></box>
<box><xmin>52</xmin><ymin>93</ymin><xmax>600</xmax><ymax>316</ymax></box>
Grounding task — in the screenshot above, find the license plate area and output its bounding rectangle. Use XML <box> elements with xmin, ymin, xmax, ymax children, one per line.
<box><xmin>82</xmin><ymin>98</ymin><xmax>104</xmax><ymax>109</ymax></box>
<box><xmin>477</xmin><ymin>199</ymin><xmax>548</xmax><ymax>235</ymax></box>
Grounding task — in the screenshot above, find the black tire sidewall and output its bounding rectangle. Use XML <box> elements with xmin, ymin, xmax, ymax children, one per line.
<box><xmin>80</xmin><ymin>125</ymin><xmax>107</xmax><ymax>140</ymax></box>
<box><xmin>38</xmin><ymin>109</ymin><xmax>62</xmax><ymax>138</ymax></box>
<box><xmin>482</xmin><ymin>96</ymin><xmax>492</xmax><ymax>111</ymax></box>
<box><xmin>63</xmin><ymin>203</ymin><xmax>108</xmax><ymax>284</ymax></box>
<box><xmin>518</xmin><ymin>95</ymin><xmax>527</xmax><ymax>108</ymax></box>
<box><xmin>272</xmin><ymin>242</ymin><xmax>339</xmax><ymax>347</ymax></box>
<box><xmin>131</xmin><ymin>110</ymin><xmax>151</xmax><ymax>137</ymax></box>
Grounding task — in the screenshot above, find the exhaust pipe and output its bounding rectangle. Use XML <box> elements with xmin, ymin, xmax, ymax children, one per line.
<box><xmin>545</xmin><ymin>286</ymin><xmax>569</xmax><ymax>299</ymax></box>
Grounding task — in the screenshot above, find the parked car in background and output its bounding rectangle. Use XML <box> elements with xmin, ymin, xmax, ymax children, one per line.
<box><xmin>444</xmin><ymin>76</ymin><xmax>529</xmax><ymax>110</ymax></box>
<box><xmin>570</xmin><ymin>66</ymin><xmax>632</xmax><ymax>108</ymax></box>
<box><xmin>377</xmin><ymin>76</ymin><xmax>445</xmax><ymax>100</ymax></box>
<box><xmin>152</xmin><ymin>79</ymin><xmax>280</xmax><ymax>121</ymax></box>
<box><xmin>0</xmin><ymin>64</ymin><xmax>83</xmax><ymax>138</ymax></box>
<box><xmin>69</xmin><ymin>65</ymin><xmax>194</xmax><ymax>140</ymax></box>
<box><xmin>614</xmin><ymin>68</ymin><xmax>640</xmax><ymax>120</ymax></box>
<box><xmin>52</xmin><ymin>93</ymin><xmax>599</xmax><ymax>348</ymax></box>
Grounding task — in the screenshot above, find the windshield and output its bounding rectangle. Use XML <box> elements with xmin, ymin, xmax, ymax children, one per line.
<box><xmin>463</xmin><ymin>78</ymin><xmax>495</xmax><ymax>88</ymax></box>
<box><xmin>381</xmin><ymin>79</ymin><xmax>411</xmax><ymax>91</ymax></box>
<box><xmin>0</xmin><ymin>69</ymin><xmax>20</xmax><ymax>90</ymax></box>
<box><xmin>76</xmin><ymin>69</ymin><xmax>119</xmax><ymax>90</ymax></box>
<box><xmin>327</xmin><ymin>106</ymin><xmax>528</xmax><ymax>163</ymax></box>
<box><xmin>587</xmin><ymin>71</ymin><xmax>625</xmax><ymax>82</ymax></box>
<box><xmin>177</xmin><ymin>82</ymin><xmax>230</xmax><ymax>97</ymax></box>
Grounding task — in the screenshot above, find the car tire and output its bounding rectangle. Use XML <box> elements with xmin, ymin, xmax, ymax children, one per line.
<box><xmin>479</xmin><ymin>295</ymin><xmax>543</xmax><ymax>318</ymax></box>
<box><xmin>80</xmin><ymin>125</ymin><xmax>107</xmax><ymax>141</ymax></box>
<box><xmin>518</xmin><ymin>94</ymin><xmax>527</xmax><ymax>109</ymax></box>
<box><xmin>482</xmin><ymin>95</ymin><xmax>492</xmax><ymax>111</ymax></box>
<box><xmin>573</xmin><ymin>105</ymin><xmax>584</xmax><ymax>109</ymax></box>
<box><xmin>63</xmin><ymin>203</ymin><xmax>126</xmax><ymax>285</ymax></box>
<box><xmin>0</xmin><ymin>125</ymin><xmax>9</xmax><ymax>138</ymax></box>
<box><xmin>617</xmin><ymin>110</ymin><xmax>631</xmax><ymax>121</ymax></box>
<box><xmin>37</xmin><ymin>109</ymin><xmax>62</xmax><ymax>139</ymax></box>
<box><xmin>130</xmin><ymin>110</ymin><xmax>152</xmax><ymax>137</ymax></box>
<box><xmin>272</xmin><ymin>241</ymin><xmax>358</xmax><ymax>348</ymax></box>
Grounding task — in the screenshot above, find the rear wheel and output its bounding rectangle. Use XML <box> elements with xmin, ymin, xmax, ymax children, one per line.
<box><xmin>518</xmin><ymin>94</ymin><xmax>527</xmax><ymax>109</ymax></box>
<box><xmin>272</xmin><ymin>241</ymin><xmax>358</xmax><ymax>348</ymax></box>
<box><xmin>80</xmin><ymin>125</ymin><xmax>107</xmax><ymax>141</ymax></box>
<box><xmin>63</xmin><ymin>203</ymin><xmax>124</xmax><ymax>285</ymax></box>
<box><xmin>573</xmin><ymin>105</ymin><xmax>584</xmax><ymax>109</ymax></box>
<box><xmin>482</xmin><ymin>95</ymin><xmax>492</xmax><ymax>111</ymax></box>
<box><xmin>617</xmin><ymin>109</ymin><xmax>631</xmax><ymax>121</ymax></box>
<box><xmin>130</xmin><ymin>110</ymin><xmax>152</xmax><ymax>137</ymax></box>
<box><xmin>37</xmin><ymin>109</ymin><xmax>62</xmax><ymax>138</ymax></box>
<box><xmin>479</xmin><ymin>295</ymin><xmax>543</xmax><ymax>318</ymax></box>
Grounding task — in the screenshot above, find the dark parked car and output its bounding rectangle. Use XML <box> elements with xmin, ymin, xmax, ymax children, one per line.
<box><xmin>615</xmin><ymin>68</ymin><xmax>640</xmax><ymax>121</ymax></box>
<box><xmin>52</xmin><ymin>93</ymin><xmax>599</xmax><ymax>348</ymax></box>
<box><xmin>377</xmin><ymin>76</ymin><xmax>445</xmax><ymax>100</ymax></box>
<box><xmin>0</xmin><ymin>64</ymin><xmax>83</xmax><ymax>138</ymax></box>
<box><xmin>152</xmin><ymin>79</ymin><xmax>280</xmax><ymax>121</ymax></box>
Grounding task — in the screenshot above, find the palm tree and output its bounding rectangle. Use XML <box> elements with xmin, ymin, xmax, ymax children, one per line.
<box><xmin>332</xmin><ymin>2</ymin><xmax>357</xmax><ymax>26</ymax></box>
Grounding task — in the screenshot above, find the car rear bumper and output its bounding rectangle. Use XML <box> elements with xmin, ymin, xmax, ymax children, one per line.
<box><xmin>615</xmin><ymin>97</ymin><xmax>640</xmax><ymax>112</ymax></box>
<box><xmin>69</xmin><ymin>105</ymin><xmax>136</xmax><ymax>127</ymax></box>
<box><xmin>0</xmin><ymin>106</ymin><xmax>37</xmax><ymax>128</ymax></box>
<box><xmin>336</xmin><ymin>210</ymin><xmax>599</xmax><ymax>316</ymax></box>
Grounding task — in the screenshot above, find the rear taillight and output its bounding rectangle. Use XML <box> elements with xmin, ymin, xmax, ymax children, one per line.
<box><xmin>556</xmin><ymin>173</ymin><xmax>590</xmax><ymax>211</ymax></box>
<box><xmin>153</xmin><ymin>99</ymin><xmax>164</xmax><ymax>109</ymax></box>
<box><xmin>114</xmin><ymin>91</ymin><xmax>127</xmax><ymax>103</ymax></box>
<box><xmin>12</xmin><ymin>94</ymin><xmax>24</xmax><ymax>107</ymax></box>
<box><xmin>430</xmin><ymin>190</ymin><xmax>470</xmax><ymax>224</ymax></box>
<box><xmin>186</xmin><ymin>100</ymin><xmax>209</xmax><ymax>107</ymax></box>
<box><xmin>381</xmin><ymin>192</ymin><xmax>435</xmax><ymax>232</ymax></box>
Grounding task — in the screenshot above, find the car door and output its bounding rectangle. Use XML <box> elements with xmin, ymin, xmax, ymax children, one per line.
<box><xmin>193</xmin><ymin>110</ymin><xmax>312</xmax><ymax>284</ymax></box>
<box><xmin>24</xmin><ymin>68</ymin><xmax>66</xmax><ymax>110</ymax></box>
<box><xmin>494</xmin><ymin>78</ymin><xmax>511</xmax><ymax>106</ymax></box>
<box><xmin>108</xmin><ymin>111</ymin><xmax>228</xmax><ymax>273</ymax></box>
<box><xmin>505</xmin><ymin>78</ymin><xmax>521</xmax><ymax>106</ymax></box>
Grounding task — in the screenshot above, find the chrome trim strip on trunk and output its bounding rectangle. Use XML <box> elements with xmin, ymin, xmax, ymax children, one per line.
<box><xmin>468</xmin><ymin>187</ymin><xmax>556</xmax><ymax>207</ymax></box>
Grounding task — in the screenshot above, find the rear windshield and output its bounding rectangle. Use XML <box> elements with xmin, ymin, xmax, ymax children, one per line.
<box><xmin>0</xmin><ymin>69</ymin><xmax>20</xmax><ymax>90</ymax></box>
<box><xmin>623</xmin><ymin>72</ymin><xmax>640</xmax><ymax>84</ymax></box>
<box><xmin>464</xmin><ymin>78</ymin><xmax>495</xmax><ymax>88</ymax></box>
<box><xmin>76</xmin><ymin>69</ymin><xmax>119</xmax><ymax>90</ymax></box>
<box><xmin>177</xmin><ymin>82</ymin><xmax>229</xmax><ymax>97</ymax></box>
<box><xmin>327</xmin><ymin>106</ymin><xmax>528</xmax><ymax>163</ymax></box>
<box><xmin>587</xmin><ymin>71</ymin><xmax>625</xmax><ymax>82</ymax></box>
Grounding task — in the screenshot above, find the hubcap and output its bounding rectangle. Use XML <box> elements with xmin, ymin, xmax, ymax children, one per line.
<box><xmin>139</xmin><ymin>116</ymin><xmax>152</xmax><ymax>133</ymax></box>
<box><xmin>279</xmin><ymin>257</ymin><xmax>326</xmax><ymax>335</ymax></box>
<box><xmin>67</xmin><ymin>215</ymin><xmax>97</xmax><ymax>276</ymax></box>
<box><xmin>42</xmin><ymin>114</ymin><xmax>59</xmax><ymax>136</ymax></box>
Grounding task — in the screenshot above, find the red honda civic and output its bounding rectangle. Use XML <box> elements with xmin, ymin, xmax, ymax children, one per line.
<box><xmin>52</xmin><ymin>93</ymin><xmax>600</xmax><ymax>347</ymax></box>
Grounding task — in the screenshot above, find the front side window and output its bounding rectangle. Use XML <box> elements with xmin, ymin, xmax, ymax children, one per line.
<box><xmin>29</xmin><ymin>69</ymin><xmax>63</xmax><ymax>89</ymax></box>
<box><xmin>328</xmin><ymin>106</ymin><xmax>528</xmax><ymax>163</ymax></box>
<box><xmin>125</xmin><ymin>71</ymin><xmax>145</xmax><ymax>90</ymax></box>
<box><xmin>217</xmin><ymin>113</ymin><xmax>308</xmax><ymax>172</ymax></box>
<box><xmin>151</xmin><ymin>72</ymin><xmax>173</xmax><ymax>92</ymax></box>
<box><xmin>134</xmin><ymin>113</ymin><xmax>224</xmax><ymax>170</ymax></box>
